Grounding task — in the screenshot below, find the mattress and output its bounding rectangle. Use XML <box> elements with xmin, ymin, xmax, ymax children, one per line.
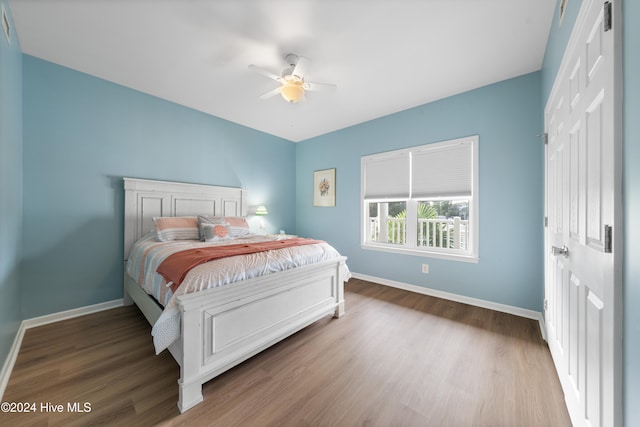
<box><xmin>126</xmin><ymin>233</ymin><xmax>350</xmax><ymax>353</ymax></box>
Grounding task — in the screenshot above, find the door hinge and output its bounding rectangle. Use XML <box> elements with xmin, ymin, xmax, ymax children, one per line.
<box><xmin>544</xmin><ymin>133</ymin><xmax>549</xmax><ymax>145</ymax></box>
<box><xmin>544</xmin><ymin>299</ymin><xmax>548</xmax><ymax>311</ymax></box>
<box><xmin>544</xmin><ymin>216</ymin><xmax>548</xmax><ymax>227</ymax></box>
<box><xmin>604</xmin><ymin>224</ymin><xmax>612</xmax><ymax>253</ymax></box>
<box><xmin>604</xmin><ymin>1</ymin><xmax>612</xmax><ymax>32</ymax></box>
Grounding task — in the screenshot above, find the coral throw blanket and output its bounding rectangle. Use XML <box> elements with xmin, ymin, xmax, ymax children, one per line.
<box><xmin>157</xmin><ymin>238</ymin><xmax>324</xmax><ymax>292</ymax></box>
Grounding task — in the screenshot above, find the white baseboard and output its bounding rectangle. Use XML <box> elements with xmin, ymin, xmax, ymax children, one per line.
<box><xmin>21</xmin><ymin>299</ymin><xmax>123</xmax><ymax>329</ymax></box>
<box><xmin>350</xmin><ymin>272</ymin><xmax>546</xmax><ymax>338</ymax></box>
<box><xmin>0</xmin><ymin>299</ymin><xmax>123</xmax><ymax>401</ymax></box>
<box><xmin>0</xmin><ymin>322</ymin><xmax>26</xmax><ymax>404</ymax></box>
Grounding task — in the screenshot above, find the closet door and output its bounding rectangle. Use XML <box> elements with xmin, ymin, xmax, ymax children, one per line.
<box><xmin>544</xmin><ymin>1</ymin><xmax>621</xmax><ymax>426</ymax></box>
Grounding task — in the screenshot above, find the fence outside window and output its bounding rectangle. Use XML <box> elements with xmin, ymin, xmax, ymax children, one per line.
<box><xmin>368</xmin><ymin>216</ymin><xmax>469</xmax><ymax>250</ymax></box>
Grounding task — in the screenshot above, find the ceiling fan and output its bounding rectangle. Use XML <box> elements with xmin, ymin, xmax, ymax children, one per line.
<box><xmin>248</xmin><ymin>54</ymin><xmax>336</xmax><ymax>103</ymax></box>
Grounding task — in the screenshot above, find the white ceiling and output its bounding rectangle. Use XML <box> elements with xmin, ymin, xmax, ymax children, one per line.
<box><xmin>8</xmin><ymin>0</ymin><xmax>555</xmax><ymax>142</ymax></box>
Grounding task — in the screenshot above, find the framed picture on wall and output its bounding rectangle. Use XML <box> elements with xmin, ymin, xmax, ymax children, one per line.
<box><xmin>313</xmin><ymin>168</ymin><xmax>336</xmax><ymax>207</ymax></box>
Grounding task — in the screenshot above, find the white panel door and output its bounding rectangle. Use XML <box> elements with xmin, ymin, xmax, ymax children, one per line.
<box><xmin>544</xmin><ymin>1</ymin><xmax>621</xmax><ymax>427</ymax></box>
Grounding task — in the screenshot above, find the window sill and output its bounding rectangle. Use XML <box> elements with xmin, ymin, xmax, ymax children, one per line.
<box><xmin>361</xmin><ymin>243</ymin><xmax>479</xmax><ymax>263</ymax></box>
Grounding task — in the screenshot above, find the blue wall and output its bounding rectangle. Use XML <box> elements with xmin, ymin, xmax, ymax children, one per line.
<box><xmin>541</xmin><ymin>0</ymin><xmax>639</xmax><ymax>424</ymax></box>
<box><xmin>20</xmin><ymin>56</ymin><xmax>296</xmax><ymax>318</ymax></box>
<box><xmin>296</xmin><ymin>72</ymin><xmax>544</xmax><ymax>311</ymax></box>
<box><xmin>0</xmin><ymin>0</ymin><xmax>22</xmax><ymax>370</ymax></box>
<box><xmin>4</xmin><ymin>0</ymin><xmax>638</xmax><ymax>423</ymax></box>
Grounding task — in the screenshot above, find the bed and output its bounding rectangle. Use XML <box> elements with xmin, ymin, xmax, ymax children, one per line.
<box><xmin>122</xmin><ymin>178</ymin><xmax>348</xmax><ymax>413</ymax></box>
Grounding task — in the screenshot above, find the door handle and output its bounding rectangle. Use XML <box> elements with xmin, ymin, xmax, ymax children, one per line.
<box><xmin>551</xmin><ymin>245</ymin><xmax>569</xmax><ymax>258</ymax></box>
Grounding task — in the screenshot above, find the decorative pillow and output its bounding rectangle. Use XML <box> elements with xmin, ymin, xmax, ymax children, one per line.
<box><xmin>153</xmin><ymin>216</ymin><xmax>200</xmax><ymax>242</ymax></box>
<box><xmin>198</xmin><ymin>216</ymin><xmax>251</xmax><ymax>237</ymax></box>
<box><xmin>201</xmin><ymin>222</ymin><xmax>232</xmax><ymax>242</ymax></box>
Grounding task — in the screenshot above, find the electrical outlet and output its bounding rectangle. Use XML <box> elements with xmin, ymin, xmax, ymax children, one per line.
<box><xmin>421</xmin><ymin>264</ymin><xmax>429</xmax><ymax>274</ymax></box>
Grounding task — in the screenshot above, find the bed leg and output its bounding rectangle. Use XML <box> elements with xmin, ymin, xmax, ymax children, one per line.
<box><xmin>334</xmin><ymin>301</ymin><xmax>345</xmax><ymax>318</ymax></box>
<box><xmin>123</xmin><ymin>288</ymin><xmax>134</xmax><ymax>306</ymax></box>
<box><xmin>178</xmin><ymin>380</ymin><xmax>203</xmax><ymax>413</ymax></box>
<box><xmin>123</xmin><ymin>268</ymin><xmax>134</xmax><ymax>306</ymax></box>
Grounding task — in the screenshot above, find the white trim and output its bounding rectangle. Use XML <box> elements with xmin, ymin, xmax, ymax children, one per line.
<box><xmin>0</xmin><ymin>323</ymin><xmax>26</xmax><ymax>402</ymax></box>
<box><xmin>361</xmin><ymin>243</ymin><xmax>479</xmax><ymax>263</ymax></box>
<box><xmin>350</xmin><ymin>272</ymin><xmax>546</xmax><ymax>338</ymax></box>
<box><xmin>0</xmin><ymin>299</ymin><xmax>123</xmax><ymax>400</ymax></box>
<box><xmin>538</xmin><ymin>313</ymin><xmax>547</xmax><ymax>342</ymax></box>
<box><xmin>22</xmin><ymin>299</ymin><xmax>123</xmax><ymax>329</ymax></box>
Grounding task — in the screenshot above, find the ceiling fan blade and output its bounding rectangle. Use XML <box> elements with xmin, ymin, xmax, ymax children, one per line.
<box><xmin>259</xmin><ymin>87</ymin><xmax>282</xmax><ymax>100</ymax></box>
<box><xmin>248</xmin><ymin>64</ymin><xmax>283</xmax><ymax>82</ymax></box>
<box><xmin>292</xmin><ymin>56</ymin><xmax>311</xmax><ymax>79</ymax></box>
<box><xmin>303</xmin><ymin>81</ymin><xmax>337</xmax><ymax>92</ymax></box>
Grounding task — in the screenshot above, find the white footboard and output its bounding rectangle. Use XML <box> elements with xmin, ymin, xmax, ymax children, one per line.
<box><xmin>176</xmin><ymin>257</ymin><xmax>346</xmax><ymax>413</ymax></box>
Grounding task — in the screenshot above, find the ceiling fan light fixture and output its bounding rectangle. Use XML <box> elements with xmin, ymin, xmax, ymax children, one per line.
<box><xmin>280</xmin><ymin>81</ymin><xmax>305</xmax><ymax>103</ymax></box>
<box><xmin>249</xmin><ymin>54</ymin><xmax>334</xmax><ymax>103</ymax></box>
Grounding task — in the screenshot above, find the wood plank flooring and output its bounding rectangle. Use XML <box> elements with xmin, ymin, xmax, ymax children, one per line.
<box><xmin>0</xmin><ymin>279</ymin><xmax>571</xmax><ymax>426</ymax></box>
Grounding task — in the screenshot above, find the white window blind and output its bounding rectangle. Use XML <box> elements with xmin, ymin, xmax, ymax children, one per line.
<box><xmin>361</xmin><ymin>136</ymin><xmax>478</xmax><ymax>262</ymax></box>
<box><xmin>411</xmin><ymin>140</ymin><xmax>473</xmax><ymax>198</ymax></box>
<box><xmin>363</xmin><ymin>152</ymin><xmax>410</xmax><ymax>199</ymax></box>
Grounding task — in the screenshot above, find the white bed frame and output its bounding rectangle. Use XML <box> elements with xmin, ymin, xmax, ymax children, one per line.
<box><xmin>122</xmin><ymin>178</ymin><xmax>346</xmax><ymax>413</ymax></box>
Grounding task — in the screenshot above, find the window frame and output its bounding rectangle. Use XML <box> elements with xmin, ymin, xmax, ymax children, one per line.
<box><xmin>360</xmin><ymin>136</ymin><xmax>479</xmax><ymax>263</ymax></box>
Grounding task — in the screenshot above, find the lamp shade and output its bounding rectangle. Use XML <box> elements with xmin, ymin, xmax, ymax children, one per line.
<box><xmin>280</xmin><ymin>81</ymin><xmax>304</xmax><ymax>103</ymax></box>
<box><xmin>255</xmin><ymin>205</ymin><xmax>268</xmax><ymax>216</ymax></box>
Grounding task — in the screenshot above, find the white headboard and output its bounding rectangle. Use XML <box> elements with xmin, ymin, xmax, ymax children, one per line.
<box><xmin>123</xmin><ymin>178</ymin><xmax>248</xmax><ymax>260</ymax></box>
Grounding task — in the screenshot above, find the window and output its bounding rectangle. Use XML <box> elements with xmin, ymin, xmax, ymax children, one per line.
<box><xmin>361</xmin><ymin>136</ymin><xmax>478</xmax><ymax>262</ymax></box>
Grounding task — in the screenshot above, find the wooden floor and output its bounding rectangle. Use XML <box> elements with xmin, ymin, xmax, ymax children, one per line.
<box><xmin>1</xmin><ymin>279</ymin><xmax>571</xmax><ymax>427</ymax></box>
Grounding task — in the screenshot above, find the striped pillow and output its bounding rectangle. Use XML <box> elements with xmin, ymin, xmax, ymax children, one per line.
<box><xmin>153</xmin><ymin>216</ymin><xmax>200</xmax><ymax>242</ymax></box>
<box><xmin>198</xmin><ymin>216</ymin><xmax>251</xmax><ymax>238</ymax></box>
